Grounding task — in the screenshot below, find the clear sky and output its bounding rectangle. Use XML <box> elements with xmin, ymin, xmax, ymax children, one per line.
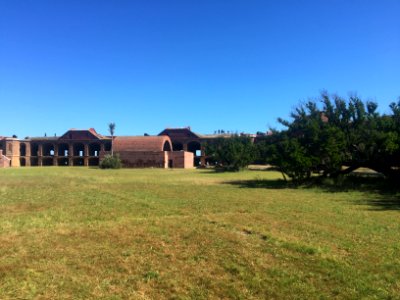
<box><xmin>1</xmin><ymin>0</ymin><xmax>399</xmax><ymax>137</ymax></box>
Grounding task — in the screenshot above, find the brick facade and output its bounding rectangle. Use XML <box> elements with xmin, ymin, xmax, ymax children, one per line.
<box><xmin>0</xmin><ymin>129</ymin><xmax>195</xmax><ymax>169</ymax></box>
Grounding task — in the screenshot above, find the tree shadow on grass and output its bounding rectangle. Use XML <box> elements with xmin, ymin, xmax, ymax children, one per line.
<box><xmin>224</xmin><ymin>175</ymin><xmax>400</xmax><ymax>211</ymax></box>
<box><xmin>225</xmin><ymin>178</ymin><xmax>291</xmax><ymax>189</ymax></box>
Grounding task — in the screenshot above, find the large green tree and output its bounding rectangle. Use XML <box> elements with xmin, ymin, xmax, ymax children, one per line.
<box><xmin>205</xmin><ymin>135</ymin><xmax>256</xmax><ymax>171</ymax></box>
<box><xmin>259</xmin><ymin>93</ymin><xmax>400</xmax><ymax>182</ymax></box>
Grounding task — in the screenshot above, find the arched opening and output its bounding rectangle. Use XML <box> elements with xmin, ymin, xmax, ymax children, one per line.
<box><xmin>58</xmin><ymin>143</ymin><xmax>69</xmax><ymax>157</ymax></box>
<box><xmin>31</xmin><ymin>144</ymin><xmax>39</xmax><ymax>157</ymax></box>
<box><xmin>104</xmin><ymin>141</ymin><xmax>112</xmax><ymax>152</ymax></box>
<box><xmin>88</xmin><ymin>157</ymin><xmax>99</xmax><ymax>166</ymax></box>
<box><xmin>20</xmin><ymin>143</ymin><xmax>26</xmax><ymax>156</ymax></box>
<box><xmin>43</xmin><ymin>143</ymin><xmax>55</xmax><ymax>156</ymax></box>
<box><xmin>163</xmin><ymin>141</ymin><xmax>172</xmax><ymax>151</ymax></box>
<box><xmin>89</xmin><ymin>143</ymin><xmax>101</xmax><ymax>157</ymax></box>
<box><xmin>58</xmin><ymin>157</ymin><xmax>69</xmax><ymax>166</ymax></box>
<box><xmin>187</xmin><ymin>141</ymin><xmax>202</xmax><ymax>166</ymax></box>
<box><xmin>73</xmin><ymin>157</ymin><xmax>84</xmax><ymax>166</ymax></box>
<box><xmin>20</xmin><ymin>158</ymin><xmax>26</xmax><ymax>166</ymax></box>
<box><xmin>30</xmin><ymin>157</ymin><xmax>38</xmax><ymax>166</ymax></box>
<box><xmin>172</xmin><ymin>142</ymin><xmax>183</xmax><ymax>151</ymax></box>
<box><xmin>73</xmin><ymin>143</ymin><xmax>85</xmax><ymax>157</ymax></box>
<box><xmin>42</xmin><ymin>157</ymin><xmax>54</xmax><ymax>166</ymax></box>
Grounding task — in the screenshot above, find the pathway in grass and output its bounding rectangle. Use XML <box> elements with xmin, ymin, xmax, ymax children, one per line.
<box><xmin>0</xmin><ymin>168</ymin><xmax>399</xmax><ymax>299</ymax></box>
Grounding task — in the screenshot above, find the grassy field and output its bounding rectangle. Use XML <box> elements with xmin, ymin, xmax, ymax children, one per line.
<box><xmin>0</xmin><ymin>168</ymin><xmax>399</xmax><ymax>299</ymax></box>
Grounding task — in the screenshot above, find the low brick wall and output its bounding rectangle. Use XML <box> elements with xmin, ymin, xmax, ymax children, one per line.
<box><xmin>108</xmin><ymin>150</ymin><xmax>194</xmax><ymax>168</ymax></box>
<box><xmin>116</xmin><ymin>151</ymin><xmax>168</xmax><ymax>168</ymax></box>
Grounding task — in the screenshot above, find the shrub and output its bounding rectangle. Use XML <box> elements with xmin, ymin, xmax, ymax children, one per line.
<box><xmin>99</xmin><ymin>154</ymin><xmax>122</xmax><ymax>169</ymax></box>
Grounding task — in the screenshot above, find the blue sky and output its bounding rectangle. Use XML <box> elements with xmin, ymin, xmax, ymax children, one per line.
<box><xmin>1</xmin><ymin>0</ymin><xmax>399</xmax><ymax>137</ymax></box>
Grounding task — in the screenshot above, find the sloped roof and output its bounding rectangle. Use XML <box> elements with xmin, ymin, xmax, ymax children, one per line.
<box><xmin>158</xmin><ymin>128</ymin><xmax>200</xmax><ymax>139</ymax></box>
<box><xmin>113</xmin><ymin>136</ymin><xmax>173</xmax><ymax>152</ymax></box>
<box><xmin>59</xmin><ymin>128</ymin><xmax>104</xmax><ymax>140</ymax></box>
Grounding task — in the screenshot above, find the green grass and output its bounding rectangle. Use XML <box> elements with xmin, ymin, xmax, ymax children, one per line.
<box><xmin>0</xmin><ymin>167</ymin><xmax>399</xmax><ymax>299</ymax></box>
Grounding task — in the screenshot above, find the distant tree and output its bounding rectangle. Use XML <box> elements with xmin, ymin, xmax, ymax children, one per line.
<box><xmin>108</xmin><ymin>122</ymin><xmax>116</xmax><ymax>156</ymax></box>
<box><xmin>205</xmin><ymin>135</ymin><xmax>256</xmax><ymax>171</ymax></box>
<box><xmin>12</xmin><ymin>134</ymin><xmax>17</xmax><ymax>138</ymax></box>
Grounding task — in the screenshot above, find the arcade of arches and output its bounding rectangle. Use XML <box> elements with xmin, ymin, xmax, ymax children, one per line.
<box><xmin>0</xmin><ymin>127</ymin><xmax>241</xmax><ymax>168</ymax></box>
<box><xmin>19</xmin><ymin>141</ymin><xmax>108</xmax><ymax>167</ymax></box>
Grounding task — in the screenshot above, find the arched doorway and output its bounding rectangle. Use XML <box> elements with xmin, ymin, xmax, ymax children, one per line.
<box><xmin>163</xmin><ymin>141</ymin><xmax>172</xmax><ymax>151</ymax></box>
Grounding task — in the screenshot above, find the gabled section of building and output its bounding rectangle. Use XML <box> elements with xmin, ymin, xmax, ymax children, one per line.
<box><xmin>59</xmin><ymin>128</ymin><xmax>104</xmax><ymax>141</ymax></box>
<box><xmin>159</xmin><ymin>127</ymin><xmax>200</xmax><ymax>140</ymax></box>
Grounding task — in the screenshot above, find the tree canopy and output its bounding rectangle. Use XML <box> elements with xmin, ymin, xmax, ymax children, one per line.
<box><xmin>205</xmin><ymin>135</ymin><xmax>256</xmax><ymax>171</ymax></box>
<box><xmin>258</xmin><ymin>93</ymin><xmax>400</xmax><ymax>182</ymax></box>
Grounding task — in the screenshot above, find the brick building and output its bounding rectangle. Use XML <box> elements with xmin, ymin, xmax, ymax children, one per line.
<box><xmin>158</xmin><ymin>127</ymin><xmax>250</xmax><ymax>167</ymax></box>
<box><xmin>0</xmin><ymin>128</ymin><xmax>194</xmax><ymax>168</ymax></box>
<box><xmin>0</xmin><ymin>127</ymin><xmax>255</xmax><ymax>168</ymax></box>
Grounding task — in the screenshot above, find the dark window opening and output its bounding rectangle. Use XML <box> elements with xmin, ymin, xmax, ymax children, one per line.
<box><xmin>89</xmin><ymin>143</ymin><xmax>101</xmax><ymax>156</ymax></box>
<box><xmin>172</xmin><ymin>142</ymin><xmax>183</xmax><ymax>151</ymax></box>
<box><xmin>31</xmin><ymin>144</ymin><xmax>39</xmax><ymax>157</ymax></box>
<box><xmin>20</xmin><ymin>143</ymin><xmax>26</xmax><ymax>156</ymax></box>
<box><xmin>104</xmin><ymin>142</ymin><xmax>112</xmax><ymax>151</ymax></box>
<box><xmin>58</xmin><ymin>157</ymin><xmax>69</xmax><ymax>166</ymax></box>
<box><xmin>43</xmin><ymin>143</ymin><xmax>55</xmax><ymax>156</ymax></box>
<box><xmin>163</xmin><ymin>141</ymin><xmax>172</xmax><ymax>151</ymax></box>
<box><xmin>58</xmin><ymin>143</ymin><xmax>69</xmax><ymax>156</ymax></box>
<box><xmin>30</xmin><ymin>157</ymin><xmax>38</xmax><ymax>166</ymax></box>
<box><xmin>89</xmin><ymin>157</ymin><xmax>99</xmax><ymax>166</ymax></box>
<box><xmin>42</xmin><ymin>157</ymin><xmax>54</xmax><ymax>166</ymax></box>
<box><xmin>73</xmin><ymin>157</ymin><xmax>84</xmax><ymax>166</ymax></box>
<box><xmin>73</xmin><ymin>143</ymin><xmax>85</xmax><ymax>157</ymax></box>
